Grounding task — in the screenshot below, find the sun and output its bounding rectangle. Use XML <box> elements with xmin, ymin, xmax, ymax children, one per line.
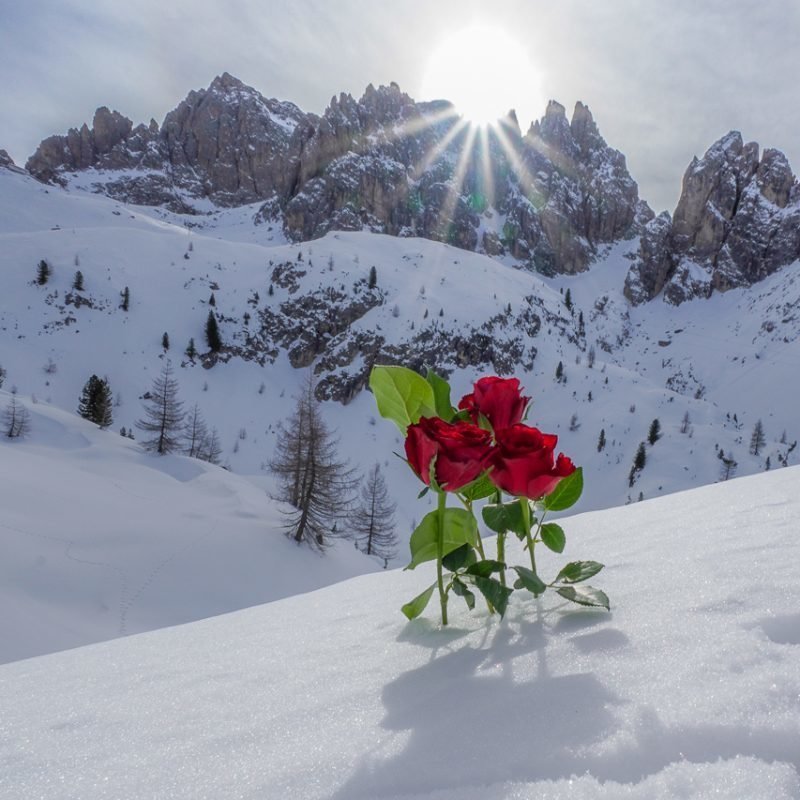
<box><xmin>421</xmin><ymin>26</ymin><xmax>540</xmax><ymax>127</ymax></box>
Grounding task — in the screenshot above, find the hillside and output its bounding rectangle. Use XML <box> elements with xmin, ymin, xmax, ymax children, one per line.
<box><xmin>0</xmin><ymin>396</ymin><xmax>377</xmax><ymax>664</ymax></box>
<box><xmin>1</xmin><ymin>468</ymin><xmax>798</xmax><ymax>799</ymax></box>
<box><xmin>1</xmin><ymin>162</ymin><xmax>799</xmax><ymax>532</ymax></box>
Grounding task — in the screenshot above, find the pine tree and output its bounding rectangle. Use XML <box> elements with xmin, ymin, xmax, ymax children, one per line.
<box><xmin>36</xmin><ymin>259</ymin><xmax>50</xmax><ymax>285</ymax></box>
<box><xmin>749</xmin><ymin>419</ymin><xmax>766</xmax><ymax>456</ymax></box>
<box><xmin>564</xmin><ymin>288</ymin><xmax>572</xmax><ymax>311</ymax></box>
<box><xmin>4</xmin><ymin>395</ymin><xmax>31</xmax><ymax>438</ymax></box>
<box><xmin>680</xmin><ymin>411</ymin><xmax>691</xmax><ymax>434</ymax></box>
<box><xmin>555</xmin><ymin>361</ymin><xmax>563</xmax><ymax>382</ymax></box>
<box><xmin>136</xmin><ymin>361</ymin><xmax>185</xmax><ymax>454</ymax></box>
<box><xmin>205</xmin><ymin>311</ymin><xmax>222</xmax><ymax>352</ymax></box>
<box><xmin>269</xmin><ymin>375</ymin><xmax>357</xmax><ymax>550</ymax></box>
<box><xmin>77</xmin><ymin>375</ymin><xmax>113</xmax><ymax>428</ymax></box>
<box><xmin>208</xmin><ymin>292</ymin><xmax>216</xmax><ymax>307</ymax></box>
<box><xmin>73</xmin><ymin>270</ymin><xmax>84</xmax><ymax>291</ymax></box>
<box><xmin>648</xmin><ymin>418</ymin><xmax>661</xmax><ymax>445</ymax></box>
<box><xmin>587</xmin><ymin>345</ymin><xmax>596</xmax><ymax>368</ymax></box>
<box><xmin>368</xmin><ymin>265</ymin><xmax>377</xmax><ymax>288</ymax></box>
<box><xmin>597</xmin><ymin>428</ymin><xmax>606</xmax><ymax>452</ymax></box>
<box><xmin>0</xmin><ymin>364</ymin><xmax>5</xmax><ymax>389</ymax></box>
<box><xmin>161</xmin><ymin>332</ymin><xmax>170</xmax><ymax>351</ymax></box>
<box><xmin>185</xmin><ymin>338</ymin><xmax>197</xmax><ymax>360</ymax></box>
<box><xmin>350</xmin><ymin>464</ymin><xmax>398</xmax><ymax>559</ymax></box>
<box><xmin>569</xmin><ymin>413</ymin><xmax>580</xmax><ymax>432</ymax></box>
<box><xmin>578</xmin><ymin>310</ymin><xmax>585</xmax><ymax>337</ymax></box>
<box><xmin>629</xmin><ymin>442</ymin><xmax>647</xmax><ymax>487</ymax></box>
<box><xmin>120</xmin><ymin>286</ymin><xmax>130</xmax><ymax>311</ymax></box>
<box><xmin>183</xmin><ymin>404</ymin><xmax>208</xmax><ymax>458</ymax></box>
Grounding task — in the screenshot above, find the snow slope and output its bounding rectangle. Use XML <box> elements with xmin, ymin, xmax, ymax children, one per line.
<box><xmin>1</xmin><ymin>467</ymin><xmax>798</xmax><ymax>799</ymax></box>
<box><xmin>2</xmin><ymin>163</ymin><xmax>800</xmax><ymax>551</ymax></box>
<box><xmin>0</xmin><ymin>395</ymin><xmax>378</xmax><ymax>665</ymax></box>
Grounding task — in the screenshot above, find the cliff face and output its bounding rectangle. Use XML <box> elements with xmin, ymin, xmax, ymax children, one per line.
<box><xmin>25</xmin><ymin>75</ymin><xmax>649</xmax><ymax>274</ymax></box>
<box><xmin>625</xmin><ymin>132</ymin><xmax>800</xmax><ymax>304</ymax></box>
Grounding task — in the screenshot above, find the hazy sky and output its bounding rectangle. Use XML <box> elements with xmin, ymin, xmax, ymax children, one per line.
<box><xmin>2</xmin><ymin>0</ymin><xmax>799</xmax><ymax>212</ymax></box>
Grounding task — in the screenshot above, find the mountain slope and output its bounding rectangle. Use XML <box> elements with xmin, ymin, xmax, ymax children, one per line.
<box><xmin>0</xmin><ymin>395</ymin><xmax>377</xmax><ymax>664</ymax></box>
<box><xmin>1</xmin><ymin>468</ymin><xmax>798</xmax><ymax>799</ymax></box>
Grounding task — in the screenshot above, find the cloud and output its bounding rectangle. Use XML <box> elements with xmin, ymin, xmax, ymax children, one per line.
<box><xmin>2</xmin><ymin>0</ymin><xmax>799</xmax><ymax>211</ymax></box>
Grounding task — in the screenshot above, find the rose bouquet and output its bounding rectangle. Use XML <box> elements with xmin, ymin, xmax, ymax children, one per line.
<box><xmin>370</xmin><ymin>366</ymin><xmax>609</xmax><ymax>625</ymax></box>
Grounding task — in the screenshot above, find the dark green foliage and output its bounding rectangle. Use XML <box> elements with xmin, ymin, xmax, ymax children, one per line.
<box><xmin>205</xmin><ymin>311</ymin><xmax>222</xmax><ymax>352</ymax></box>
<box><xmin>368</xmin><ymin>265</ymin><xmax>377</xmax><ymax>288</ymax></box>
<box><xmin>597</xmin><ymin>428</ymin><xmax>606</xmax><ymax>452</ymax></box>
<box><xmin>555</xmin><ymin>361</ymin><xmax>563</xmax><ymax>382</ymax></box>
<box><xmin>648</xmin><ymin>418</ymin><xmax>661</xmax><ymax>445</ymax></box>
<box><xmin>120</xmin><ymin>286</ymin><xmax>130</xmax><ymax>311</ymax></box>
<box><xmin>750</xmin><ymin>419</ymin><xmax>766</xmax><ymax>456</ymax></box>
<box><xmin>73</xmin><ymin>270</ymin><xmax>84</xmax><ymax>291</ymax></box>
<box><xmin>629</xmin><ymin>442</ymin><xmax>647</xmax><ymax>487</ymax></box>
<box><xmin>208</xmin><ymin>292</ymin><xmax>216</xmax><ymax>307</ymax></box>
<box><xmin>77</xmin><ymin>375</ymin><xmax>113</xmax><ymax>428</ymax></box>
<box><xmin>564</xmin><ymin>288</ymin><xmax>572</xmax><ymax>311</ymax></box>
<box><xmin>161</xmin><ymin>332</ymin><xmax>170</xmax><ymax>351</ymax></box>
<box><xmin>36</xmin><ymin>260</ymin><xmax>50</xmax><ymax>285</ymax></box>
<box><xmin>185</xmin><ymin>338</ymin><xmax>196</xmax><ymax>360</ymax></box>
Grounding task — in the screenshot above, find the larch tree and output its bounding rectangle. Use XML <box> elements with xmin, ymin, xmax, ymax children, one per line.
<box><xmin>269</xmin><ymin>374</ymin><xmax>357</xmax><ymax>551</ymax></box>
<box><xmin>183</xmin><ymin>404</ymin><xmax>208</xmax><ymax>458</ymax></box>
<box><xmin>350</xmin><ymin>464</ymin><xmax>398</xmax><ymax>560</ymax></box>
<box><xmin>136</xmin><ymin>361</ymin><xmax>185</xmax><ymax>454</ymax></box>
<box><xmin>4</xmin><ymin>395</ymin><xmax>31</xmax><ymax>438</ymax></box>
<box><xmin>77</xmin><ymin>375</ymin><xmax>113</xmax><ymax>428</ymax></box>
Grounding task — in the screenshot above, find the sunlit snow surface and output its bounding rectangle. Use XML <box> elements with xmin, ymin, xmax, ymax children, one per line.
<box><xmin>1</xmin><ymin>467</ymin><xmax>798</xmax><ymax>799</ymax></box>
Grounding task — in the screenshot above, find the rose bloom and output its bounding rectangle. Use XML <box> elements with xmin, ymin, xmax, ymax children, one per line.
<box><xmin>490</xmin><ymin>424</ymin><xmax>576</xmax><ymax>499</ymax></box>
<box><xmin>458</xmin><ymin>376</ymin><xmax>530</xmax><ymax>432</ymax></box>
<box><xmin>405</xmin><ymin>417</ymin><xmax>493</xmax><ymax>492</ymax></box>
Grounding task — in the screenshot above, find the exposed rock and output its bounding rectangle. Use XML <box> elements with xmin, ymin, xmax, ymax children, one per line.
<box><xmin>0</xmin><ymin>150</ymin><xmax>15</xmax><ymax>169</ymax></box>
<box><xmin>26</xmin><ymin>76</ymin><xmax>648</xmax><ymax>274</ymax></box>
<box><xmin>627</xmin><ymin>131</ymin><xmax>800</xmax><ymax>304</ymax></box>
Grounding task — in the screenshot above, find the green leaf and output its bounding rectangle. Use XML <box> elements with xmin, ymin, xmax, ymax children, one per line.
<box><xmin>556</xmin><ymin>585</ymin><xmax>610</xmax><ymax>610</ymax></box>
<box><xmin>511</xmin><ymin>565</ymin><xmax>547</xmax><ymax>597</ymax></box>
<box><xmin>555</xmin><ymin>560</ymin><xmax>604</xmax><ymax>584</ymax></box>
<box><xmin>543</xmin><ymin>467</ymin><xmax>583</xmax><ymax>512</ymax></box>
<box><xmin>451</xmin><ymin>578</ymin><xmax>476</xmax><ymax>610</ymax></box>
<box><xmin>417</xmin><ymin>486</ymin><xmax>429</xmax><ymax>499</ymax></box>
<box><xmin>482</xmin><ymin>501</ymin><xmax>525</xmax><ymax>536</ymax></box>
<box><xmin>426</xmin><ymin>368</ymin><xmax>454</xmax><ymax>421</ymax></box>
<box><xmin>540</xmin><ymin>523</ymin><xmax>566</xmax><ymax>553</ymax></box>
<box><xmin>406</xmin><ymin>508</ymin><xmax>479</xmax><ymax>570</ymax></box>
<box><xmin>442</xmin><ymin>543</ymin><xmax>477</xmax><ymax>572</ymax></box>
<box><xmin>469</xmin><ymin>575</ymin><xmax>513</xmax><ymax>618</ymax></box>
<box><xmin>465</xmin><ymin>559</ymin><xmax>506</xmax><ymax>578</ymax></box>
<box><xmin>370</xmin><ymin>365</ymin><xmax>436</xmax><ymax>434</ymax></box>
<box><xmin>459</xmin><ymin>472</ymin><xmax>497</xmax><ymax>502</ymax></box>
<box><xmin>401</xmin><ymin>583</ymin><xmax>437</xmax><ymax>620</ymax></box>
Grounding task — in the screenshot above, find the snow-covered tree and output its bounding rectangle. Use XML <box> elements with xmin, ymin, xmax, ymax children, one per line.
<box><xmin>183</xmin><ymin>404</ymin><xmax>208</xmax><ymax>458</ymax></box>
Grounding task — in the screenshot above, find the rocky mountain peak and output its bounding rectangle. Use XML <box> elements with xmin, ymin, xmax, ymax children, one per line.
<box><xmin>0</xmin><ymin>149</ymin><xmax>16</xmax><ymax>169</ymax></box>
<box><xmin>25</xmin><ymin>77</ymin><xmax>648</xmax><ymax>274</ymax></box>
<box><xmin>625</xmin><ymin>130</ymin><xmax>800</xmax><ymax>304</ymax></box>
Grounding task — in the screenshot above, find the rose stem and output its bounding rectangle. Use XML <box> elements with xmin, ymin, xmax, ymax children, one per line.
<box><xmin>495</xmin><ymin>490</ymin><xmax>507</xmax><ymax>587</ymax></box>
<box><xmin>436</xmin><ymin>489</ymin><xmax>449</xmax><ymax>626</ymax></box>
<box><xmin>464</xmin><ymin>498</ymin><xmax>487</xmax><ymax>559</ymax></box>
<box><xmin>520</xmin><ymin>496</ymin><xmax>536</xmax><ymax>575</ymax></box>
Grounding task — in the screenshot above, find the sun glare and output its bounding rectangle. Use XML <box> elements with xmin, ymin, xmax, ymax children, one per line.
<box><xmin>421</xmin><ymin>26</ymin><xmax>539</xmax><ymax>127</ymax></box>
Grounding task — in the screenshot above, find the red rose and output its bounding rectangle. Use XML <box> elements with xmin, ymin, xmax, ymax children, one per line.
<box><xmin>458</xmin><ymin>376</ymin><xmax>530</xmax><ymax>432</ymax></box>
<box><xmin>490</xmin><ymin>424</ymin><xmax>576</xmax><ymax>499</ymax></box>
<box><xmin>405</xmin><ymin>417</ymin><xmax>493</xmax><ymax>492</ymax></box>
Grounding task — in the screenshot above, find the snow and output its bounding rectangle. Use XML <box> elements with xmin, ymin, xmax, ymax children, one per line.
<box><xmin>1</xmin><ymin>467</ymin><xmax>798</xmax><ymax>799</ymax></box>
<box><xmin>0</xmin><ymin>396</ymin><xmax>378</xmax><ymax>665</ymax></box>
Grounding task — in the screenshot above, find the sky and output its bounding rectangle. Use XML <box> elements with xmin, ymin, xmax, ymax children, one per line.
<box><xmin>2</xmin><ymin>0</ymin><xmax>799</xmax><ymax>212</ymax></box>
